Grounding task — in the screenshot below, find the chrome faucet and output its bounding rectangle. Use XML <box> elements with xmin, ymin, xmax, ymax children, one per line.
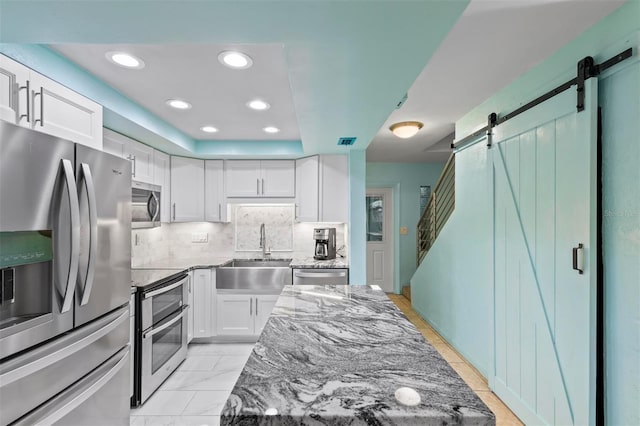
<box><xmin>259</xmin><ymin>223</ymin><xmax>271</xmax><ymax>258</ymax></box>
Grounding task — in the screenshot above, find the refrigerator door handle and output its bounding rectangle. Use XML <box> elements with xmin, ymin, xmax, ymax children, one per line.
<box><xmin>59</xmin><ymin>159</ymin><xmax>80</xmax><ymax>313</ymax></box>
<box><xmin>78</xmin><ymin>163</ymin><xmax>98</xmax><ymax>306</ymax></box>
<box><xmin>13</xmin><ymin>347</ymin><xmax>129</xmax><ymax>426</ymax></box>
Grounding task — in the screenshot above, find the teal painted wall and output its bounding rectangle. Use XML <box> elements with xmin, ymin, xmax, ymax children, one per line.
<box><xmin>366</xmin><ymin>162</ymin><xmax>445</xmax><ymax>293</ymax></box>
<box><xmin>410</xmin><ymin>142</ymin><xmax>493</xmax><ymax>376</ymax></box>
<box><xmin>349</xmin><ymin>150</ymin><xmax>367</xmax><ymax>285</ymax></box>
<box><xmin>410</xmin><ymin>1</ymin><xmax>639</xmax><ymax>422</ymax></box>
<box><xmin>600</xmin><ymin>58</ymin><xmax>640</xmax><ymax>426</ymax></box>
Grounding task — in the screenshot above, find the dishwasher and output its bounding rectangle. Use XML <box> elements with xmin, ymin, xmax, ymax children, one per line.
<box><xmin>292</xmin><ymin>268</ymin><xmax>349</xmax><ymax>285</ymax></box>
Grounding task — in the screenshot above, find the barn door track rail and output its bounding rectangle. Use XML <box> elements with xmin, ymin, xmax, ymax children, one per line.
<box><xmin>452</xmin><ymin>48</ymin><xmax>633</xmax><ymax>150</ymax></box>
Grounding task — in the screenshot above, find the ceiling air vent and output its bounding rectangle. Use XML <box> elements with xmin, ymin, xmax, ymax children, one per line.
<box><xmin>338</xmin><ymin>137</ymin><xmax>357</xmax><ymax>146</ymax></box>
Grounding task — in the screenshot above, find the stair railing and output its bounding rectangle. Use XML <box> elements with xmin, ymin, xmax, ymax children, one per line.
<box><xmin>416</xmin><ymin>153</ymin><xmax>455</xmax><ymax>265</ymax></box>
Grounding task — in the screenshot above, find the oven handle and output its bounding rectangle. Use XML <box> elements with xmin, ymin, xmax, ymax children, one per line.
<box><xmin>143</xmin><ymin>276</ymin><xmax>188</xmax><ymax>299</ymax></box>
<box><xmin>143</xmin><ymin>306</ymin><xmax>188</xmax><ymax>339</ymax></box>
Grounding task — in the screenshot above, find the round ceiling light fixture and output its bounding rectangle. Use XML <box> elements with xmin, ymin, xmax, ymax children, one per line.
<box><xmin>106</xmin><ymin>51</ymin><xmax>145</xmax><ymax>69</ymax></box>
<box><xmin>200</xmin><ymin>126</ymin><xmax>219</xmax><ymax>133</ymax></box>
<box><xmin>166</xmin><ymin>99</ymin><xmax>192</xmax><ymax>110</ymax></box>
<box><xmin>389</xmin><ymin>121</ymin><xmax>423</xmax><ymax>139</ymax></box>
<box><xmin>263</xmin><ymin>126</ymin><xmax>280</xmax><ymax>134</ymax></box>
<box><xmin>218</xmin><ymin>51</ymin><xmax>253</xmax><ymax>69</ymax></box>
<box><xmin>247</xmin><ymin>99</ymin><xmax>270</xmax><ymax>111</ymax></box>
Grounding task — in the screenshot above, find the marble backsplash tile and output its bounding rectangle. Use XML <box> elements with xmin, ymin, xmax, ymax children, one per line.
<box><xmin>131</xmin><ymin>204</ymin><xmax>346</xmax><ymax>267</ymax></box>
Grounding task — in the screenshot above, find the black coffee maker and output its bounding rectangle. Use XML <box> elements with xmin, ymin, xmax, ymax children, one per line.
<box><xmin>313</xmin><ymin>228</ymin><xmax>336</xmax><ymax>260</ymax></box>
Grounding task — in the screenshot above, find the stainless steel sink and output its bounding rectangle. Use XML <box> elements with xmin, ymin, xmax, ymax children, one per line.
<box><xmin>229</xmin><ymin>259</ymin><xmax>291</xmax><ymax>268</ymax></box>
<box><xmin>217</xmin><ymin>259</ymin><xmax>292</xmax><ymax>290</ymax></box>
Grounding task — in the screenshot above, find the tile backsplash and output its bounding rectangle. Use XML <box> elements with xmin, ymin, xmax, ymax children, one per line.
<box><xmin>131</xmin><ymin>203</ymin><xmax>346</xmax><ymax>267</ymax></box>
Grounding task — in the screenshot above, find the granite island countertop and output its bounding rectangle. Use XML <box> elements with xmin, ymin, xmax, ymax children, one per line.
<box><xmin>221</xmin><ymin>285</ymin><xmax>494</xmax><ymax>425</ymax></box>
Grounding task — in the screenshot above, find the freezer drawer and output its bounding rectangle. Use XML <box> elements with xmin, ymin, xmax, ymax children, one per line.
<box><xmin>13</xmin><ymin>347</ymin><xmax>130</xmax><ymax>426</ymax></box>
<box><xmin>0</xmin><ymin>306</ymin><xmax>129</xmax><ymax>425</ymax></box>
<box><xmin>292</xmin><ymin>268</ymin><xmax>349</xmax><ymax>285</ymax></box>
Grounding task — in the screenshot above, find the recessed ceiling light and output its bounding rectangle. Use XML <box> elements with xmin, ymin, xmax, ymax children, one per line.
<box><xmin>166</xmin><ymin>99</ymin><xmax>192</xmax><ymax>110</ymax></box>
<box><xmin>105</xmin><ymin>51</ymin><xmax>145</xmax><ymax>69</ymax></box>
<box><xmin>263</xmin><ymin>126</ymin><xmax>280</xmax><ymax>134</ymax></box>
<box><xmin>247</xmin><ymin>99</ymin><xmax>270</xmax><ymax>111</ymax></box>
<box><xmin>218</xmin><ymin>51</ymin><xmax>253</xmax><ymax>69</ymax></box>
<box><xmin>201</xmin><ymin>126</ymin><xmax>219</xmax><ymax>133</ymax></box>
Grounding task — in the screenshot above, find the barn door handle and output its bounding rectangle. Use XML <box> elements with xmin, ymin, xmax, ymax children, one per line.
<box><xmin>572</xmin><ymin>243</ymin><xmax>584</xmax><ymax>275</ymax></box>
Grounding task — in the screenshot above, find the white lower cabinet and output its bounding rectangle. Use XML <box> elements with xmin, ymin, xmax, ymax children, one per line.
<box><xmin>254</xmin><ymin>295</ymin><xmax>279</xmax><ymax>335</ymax></box>
<box><xmin>216</xmin><ymin>294</ymin><xmax>279</xmax><ymax>337</ymax></box>
<box><xmin>192</xmin><ymin>269</ymin><xmax>215</xmax><ymax>338</ymax></box>
<box><xmin>187</xmin><ymin>272</ymin><xmax>194</xmax><ymax>343</ymax></box>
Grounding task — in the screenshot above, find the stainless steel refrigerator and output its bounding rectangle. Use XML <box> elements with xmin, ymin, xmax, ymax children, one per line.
<box><xmin>0</xmin><ymin>121</ymin><xmax>131</xmax><ymax>425</ymax></box>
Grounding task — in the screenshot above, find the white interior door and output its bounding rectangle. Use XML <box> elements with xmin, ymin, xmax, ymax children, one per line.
<box><xmin>366</xmin><ymin>188</ymin><xmax>394</xmax><ymax>292</ymax></box>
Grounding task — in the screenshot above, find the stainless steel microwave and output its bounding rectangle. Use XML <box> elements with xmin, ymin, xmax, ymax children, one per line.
<box><xmin>132</xmin><ymin>181</ymin><xmax>161</xmax><ymax>228</ymax></box>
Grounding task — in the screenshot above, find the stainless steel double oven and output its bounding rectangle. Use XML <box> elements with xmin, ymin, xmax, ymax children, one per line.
<box><xmin>134</xmin><ymin>272</ymin><xmax>189</xmax><ymax>405</ymax></box>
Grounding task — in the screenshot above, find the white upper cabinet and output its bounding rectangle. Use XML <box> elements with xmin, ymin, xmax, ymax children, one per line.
<box><xmin>0</xmin><ymin>55</ymin><xmax>29</xmax><ymax>125</ymax></box>
<box><xmin>103</xmin><ymin>128</ymin><xmax>155</xmax><ymax>184</ymax></box>
<box><xmin>205</xmin><ymin>160</ymin><xmax>226</xmax><ymax>222</ymax></box>
<box><xmin>126</xmin><ymin>139</ymin><xmax>154</xmax><ymax>184</ymax></box>
<box><xmin>1</xmin><ymin>55</ymin><xmax>103</xmax><ymax>150</ymax></box>
<box><xmin>320</xmin><ymin>155</ymin><xmax>349</xmax><ymax>223</ymax></box>
<box><xmin>154</xmin><ymin>150</ymin><xmax>171</xmax><ymax>223</ymax></box>
<box><xmin>102</xmin><ymin>128</ymin><xmax>127</xmax><ymax>158</ymax></box>
<box><xmin>225</xmin><ymin>160</ymin><xmax>294</xmax><ymax>197</ymax></box>
<box><xmin>225</xmin><ymin>160</ymin><xmax>262</xmax><ymax>197</ymax></box>
<box><xmin>261</xmin><ymin>160</ymin><xmax>296</xmax><ymax>197</ymax></box>
<box><xmin>295</xmin><ymin>156</ymin><xmax>319</xmax><ymax>222</ymax></box>
<box><xmin>170</xmin><ymin>156</ymin><xmax>205</xmax><ymax>222</ymax></box>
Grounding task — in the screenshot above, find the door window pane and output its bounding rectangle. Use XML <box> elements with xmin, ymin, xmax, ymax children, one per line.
<box><xmin>366</xmin><ymin>196</ymin><xmax>383</xmax><ymax>242</ymax></box>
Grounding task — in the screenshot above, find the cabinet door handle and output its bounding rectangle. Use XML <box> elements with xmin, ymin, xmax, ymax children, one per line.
<box><xmin>18</xmin><ymin>80</ymin><xmax>30</xmax><ymax>123</ymax></box>
<box><xmin>173</xmin><ymin>203</ymin><xmax>176</xmax><ymax>221</ymax></box>
<box><xmin>33</xmin><ymin>86</ymin><xmax>44</xmax><ymax>127</ymax></box>
<box><xmin>250</xmin><ymin>298</ymin><xmax>253</xmax><ymax>316</ymax></box>
<box><xmin>256</xmin><ymin>178</ymin><xmax>260</xmax><ymax>195</ymax></box>
<box><xmin>218</xmin><ymin>203</ymin><xmax>221</xmax><ymax>219</ymax></box>
<box><xmin>255</xmin><ymin>297</ymin><xmax>258</xmax><ymax>316</ymax></box>
<box><xmin>127</xmin><ymin>155</ymin><xmax>136</xmax><ymax>177</ymax></box>
<box><xmin>572</xmin><ymin>243</ymin><xmax>584</xmax><ymax>275</ymax></box>
<box><xmin>262</xmin><ymin>178</ymin><xmax>265</xmax><ymax>195</ymax></box>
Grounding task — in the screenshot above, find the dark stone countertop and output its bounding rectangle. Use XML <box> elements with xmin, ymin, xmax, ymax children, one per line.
<box><xmin>221</xmin><ymin>285</ymin><xmax>494</xmax><ymax>425</ymax></box>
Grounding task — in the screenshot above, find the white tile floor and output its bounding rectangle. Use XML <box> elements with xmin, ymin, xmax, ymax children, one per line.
<box><xmin>130</xmin><ymin>343</ymin><xmax>255</xmax><ymax>426</ymax></box>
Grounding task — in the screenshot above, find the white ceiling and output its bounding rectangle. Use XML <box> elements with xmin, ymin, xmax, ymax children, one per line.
<box><xmin>51</xmin><ymin>44</ymin><xmax>301</xmax><ymax>141</ymax></box>
<box><xmin>31</xmin><ymin>0</ymin><xmax>624</xmax><ymax>161</ymax></box>
<box><xmin>366</xmin><ymin>0</ymin><xmax>625</xmax><ymax>163</ymax></box>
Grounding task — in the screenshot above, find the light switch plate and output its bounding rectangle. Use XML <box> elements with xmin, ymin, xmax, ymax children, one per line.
<box><xmin>400</xmin><ymin>227</ymin><xmax>408</xmax><ymax>235</ymax></box>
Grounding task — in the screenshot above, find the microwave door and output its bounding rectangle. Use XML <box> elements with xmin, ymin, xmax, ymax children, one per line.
<box><xmin>0</xmin><ymin>122</ymin><xmax>76</xmax><ymax>359</ymax></box>
<box><xmin>74</xmin><ymin>145</ymin><xmax>131</xmax><ymax>328</ymax></box>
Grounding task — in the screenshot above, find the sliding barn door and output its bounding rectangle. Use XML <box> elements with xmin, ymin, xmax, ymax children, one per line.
<box><xmin>492</xmin><ymin>79</ymin><xmax>598</xmax><ymax>425</ymax></box>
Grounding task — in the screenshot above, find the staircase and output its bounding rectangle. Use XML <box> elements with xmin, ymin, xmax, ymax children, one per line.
<box><xmin>416</xmin><ymin>153</ymin><xmax>455</xmax><ymax>265</ymax></box>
